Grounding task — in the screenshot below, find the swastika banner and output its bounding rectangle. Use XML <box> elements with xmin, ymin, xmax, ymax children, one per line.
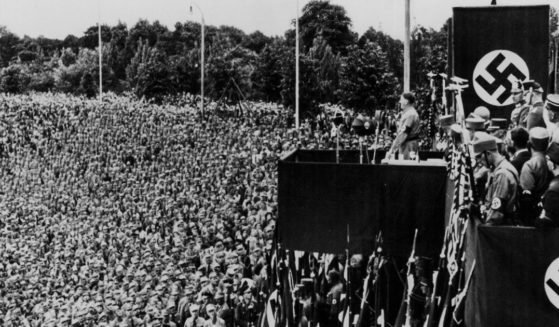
<box><xmin>465</xmin><ymin>221</ymin><xmax>559</xmax><ymax>326</ymax></box>
<box><xmin>453</xmin><ymin>6</ymin><xmax>549</xmax><ymax>119</ymax></box>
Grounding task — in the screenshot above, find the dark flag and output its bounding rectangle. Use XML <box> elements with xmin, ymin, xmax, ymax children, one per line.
<box><xmin>465</xmin><ymin>226</ymin><xmax>559</xmax><ymax>326</ymax></box>
<box><xmin>453</xmin><ymin>5</ymin><xmax>549</xmax><ymax>119</ymax></box>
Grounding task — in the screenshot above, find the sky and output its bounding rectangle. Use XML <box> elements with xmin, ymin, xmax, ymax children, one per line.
<box><xmin>0</xmin><ymin>0</ymin><xmax>558</xmax><ymax>41</ymax></box>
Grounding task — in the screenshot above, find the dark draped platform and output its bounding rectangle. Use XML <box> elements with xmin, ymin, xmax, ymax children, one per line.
<box><xmin>278</xmin><ymin>149</ymin><xmax>449</xmax><ymax>258</ymax></box>
<box><xmin>466</xmin><ymin>221</ymin><xmax>559</xmax><ymax>326</ymax></box>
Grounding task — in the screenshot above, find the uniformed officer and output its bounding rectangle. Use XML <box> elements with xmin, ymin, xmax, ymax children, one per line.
<box><xmin>386</xmin><ymin>92</ymin><xmax>420</xmax><ymax>160</ymax></box>
<box><xmin>543</xmin><ymin>94</ymin><xmax>559</xmax><ymax>142</ymax></box>
<box><xmin>466</xmin><ymin>118</ymin><xmax>489</xmax><ymax>197</ymax></box>
<box><xmin>535</xmin><ymin>142</ymin><xmax>559</xmax><ymax>227</ymax></box>
<box><xmin>487</xmin><ymin>118</ymin><xmax>508</xmax><ymax>155</ymax></box>
<box><xmin>472</xmin><ymin>132</ymin><xmax>519</xmax><ymax>225</ymax></box>
<box><xmin>436</xmin><ymin>114</ymin><xmax>455</xmax><ymax>152</ymax></box>
<box><xmin>325</xmin><ymin>269</ymin><xmax>344</xmax><ymax>327</ymax></box>
<box><xmin>487</xmin><ymin>118</ymin><xmax>508</xmax><ymax>139</ymax></box>
<box><xmin>510</xmin><ymin>81</ymin><xmax>529</xmax><ymax>127</ymax></box>
<box><xmin>465</xmin><ymin>116</ymin><xmax>486</xmax><ymax>141</ymax></box>
<box><xmin>508</xmin><ymin>127</ymin><xmax>531</xmax><ymax>175</ymax></box>
<box><xmin>471</xmin><ymin>106</ymin><xmax>491</xmax><ymax>130</ymax></box>
<box><xmin>519</xmin><ymin>127</ymin><xmax>552</xmax><ymax>225</ymax></box>
<box><xmin>524</xmin><ymin>81</ymin><xmax>546</xmax><ymax>130</ymax></box>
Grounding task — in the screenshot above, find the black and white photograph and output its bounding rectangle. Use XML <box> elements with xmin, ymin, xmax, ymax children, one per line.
<box><xmin>1</xmin><ymin>0</ymin><xmax>559</xmax><ymax>326</ymax></box>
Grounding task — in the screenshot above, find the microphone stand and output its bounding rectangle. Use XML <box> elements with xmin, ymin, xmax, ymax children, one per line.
<box><xmin>359</xmin><ymin>137</ymin><xmax>364</xmax><ymax>164</ymax></box>
<box><xmin>372</xmin><ymin>124</ymin><xmax>381</xmax><ymax>164</ymax></box>
<box><xmin>336</xmin><ymin>125</ymin><xmax>340</xmax><ymax>164</ymax></box>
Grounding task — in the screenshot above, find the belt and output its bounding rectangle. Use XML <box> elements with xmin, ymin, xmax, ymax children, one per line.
<box><xmin>404</xmin><ymin>136</ymin><xmax>419</xmax><ymax>142</ymax></box>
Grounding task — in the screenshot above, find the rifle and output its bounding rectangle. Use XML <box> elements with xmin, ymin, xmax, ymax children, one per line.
<box><xmin>356</xmin><ymin>232</ymin><xmax>383</xmax><ymax>327</ymax></box>
<box><xmin>395</xmin><ymin>229</ymin><xmax>418</xmax><ymax>327</ymax></box>
<box><xmin>450</xmin><ymin>261</ymin><xmax>476</xmax><ymax>327</ymax></box>
<box><xmin>424</xmin><ymin>227</ymin><xmax>449</xmax><ymax>327</ymax></box>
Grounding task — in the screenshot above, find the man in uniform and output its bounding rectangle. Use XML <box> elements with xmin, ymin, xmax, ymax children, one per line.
<box><xmin>543</xmin><ymin>94</ymin><xmax>559</xmax><ymax>142</ymax></box>
<box><xmin>510</xmin><ymin>81</ymin><xmax>529</xmax><ymax>127</ymax></box>
<box><xmin>184</xmin><ymin>304</ymin><xmax>206</xmax><ymax>327</ymax></box>
<box><xmin>519</xmin><ymin>127</ymin><xmax>551</xmax><ymax>225</ymax></box>
<box><xmin>471</xmin><ymin>106</ymin><xmax>491</xmax><ymax>129</ymax></box>
<box><xmin>508</xmin><ymin>127</ymin><xmax>531</xmax><ymax>174</ymax></box>
<box><xmin>535</xmin><ymin>141</ymin><xmax>559</xmax><ymax>227</ymax></box>
<box><xmin>386</xmin><ymin>92</ymin><xmax>420</xmax><ymax>160</ymax></box>
<box><xmin>325</xmin><ymin>269</ymin><xmax>344</xmax><ymax>327</ymax></box>
<box><xmin>525</xmin><ymin>81</ymin><xmax>546</xmax><ymax>130</ymax></box>
<box><xmin>466</xmin><ymin>117</ymin><xmax>489</xmax><ymax>197</ymax></box>
<box><xmin>487</xmin><ymin>118</ymin><xmax>509</xmax><ymax>155</ymax></box>
<box><xmin>472</xmin><ymin>132</ymin><xmax>519</xmax><ymax>225</ymax></box>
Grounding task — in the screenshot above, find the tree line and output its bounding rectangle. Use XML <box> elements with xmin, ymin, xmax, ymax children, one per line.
<box><xmin>1</xmin><ymin>1</ymin><xmax>532</xmax><ymax>118</ymax></box>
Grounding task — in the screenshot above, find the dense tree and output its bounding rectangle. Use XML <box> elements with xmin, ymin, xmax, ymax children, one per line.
<box><xmin>63</xmin><ymin>35</ymin><xmax>80</xmax><ymax>53</ymax></box>
<box><xmin>205</xmin><ymin>32</ymin><xmax>257</xmax><ymax>101</ymax></box>
<box><xmin>106</xmin><ymin>22</ymin><xmax>129</xmax><ymax>80</ymax></box>
<box><xmin>0</xmin><ymin>64</ymin><xmax>29</xmax><ymax>93</ymax></box>
<box><xmin>339</xmin><ymin>42</ymin><xmax>399</xmax><ymax>112</ymax></box>
<box><xmin>359</xmin><ymin>27</ymin><xmax>404</xmax><ymax>83</ymax></box>
<box><xmin>252</xmin><ymin>38</ymin><xmax>287</xmax><ymax>102</ymax></box>
<box><xmin>410</xmin><ymin>25</ymin><xmax>448</xmax><ymax>89</ymax></box>
<box><xmin>127</xmin><ymin>41</ymin><xmax>172</xmax><ymax>101</ymax></box>
<box><xmin>0</xmin><ymin>29</ymin><xmax>20</xmax><ymax>67</ymax></box>
<box><xmin>54</xmin><ymin>47</ymin><xmax>113</xmax><ymax>97</ymax></box>
<box><xmin>242</xmin><ymin>31</ymin><xmax>272</xmax><ymax>54</ymax></box>
<box><xmin>80</xmin><ymin>25</ymin><xmax>112</xmax><ymax>49</ymax></box>
<box><xmin>299</xmin><ymin>0</ymin><xmax>356</xmax><ymax>55</ymax></box>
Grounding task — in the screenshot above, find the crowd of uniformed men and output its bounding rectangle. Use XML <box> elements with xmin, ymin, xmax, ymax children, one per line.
<box><xmin>433</xmin><ymin>81</ymin><xmax>559</xmax><ymax>227</ymax></box>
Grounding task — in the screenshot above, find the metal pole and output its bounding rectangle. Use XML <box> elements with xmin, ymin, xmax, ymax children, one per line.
<box><xmin>98</xmin><ymin>1</ymin><xmax>103</xmax><ymax>102</ymax></box>
<box><xmin>295</xmin><ymin>0</ymin><xmax>300</xmax><ymax>129</ymax></box>
<box><xmin>201</xmin><ymin>15</ymin><xmax>205</xmax><ymax>119</ymax></box>
<box><xmin>404</xmin><ymin>0</ymin><xmax>410</xmax><ymax>92</ymax></box>
<box><xmin>190</xmin><ymin>2</ymin><xmax>205</xmax><ymax>118</ymax></box>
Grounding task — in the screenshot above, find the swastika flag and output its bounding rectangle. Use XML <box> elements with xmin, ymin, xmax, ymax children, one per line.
<box><xmin>453</xmin><ymin>6</ymin><xmax>549</xmax><ymax>120</ymax></box>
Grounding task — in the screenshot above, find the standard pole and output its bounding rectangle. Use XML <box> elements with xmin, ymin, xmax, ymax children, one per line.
<box><xmin>201</xmin><ymin>15</ymin><xmax>205</xmax><ymax>119</ymax></box>
<box><xmin>98</xmin><ymin>4</ymin><xmax>103</xmax><ymax>102</ymax></box>
<box><xmin>404</xmin><ymin>0</ymin><xmax>410</xmax><ymax>92</ymax></box>
<box><xmin>295</xmin><ymin>0</ymin><xmax>300</xmax><ymax>129</ymax></box>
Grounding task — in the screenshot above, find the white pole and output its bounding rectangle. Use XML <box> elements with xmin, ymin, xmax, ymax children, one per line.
<box><xmin>404</xmin><ymin>0</ymin><xmax>410</xmax><ymax>93</ymax></box>
<box><xmin>190</xmin><ymin>2</ymin><xmax>205</xmax><ymax>118</ymax></box>
<box><xmin>295</xmin><ymin>0</ymin><xmax>300</xmax><ymax>129</ymax></box>
<box><xmin>201</xmin><ymin>14</ymin><xmax>205</xmax><ymax>119</ymax></box>
<box><xmin>98</xmin><ymin>1</ymin><xmax>103</xmax><ymax>102</ymax></box>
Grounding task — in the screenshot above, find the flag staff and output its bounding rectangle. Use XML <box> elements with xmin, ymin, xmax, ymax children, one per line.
<box><xmin>98</xmin><ymin>0</ymin><xmax>103</xmax><ymax>102</ymax></box>
<box><xmin>295</xmin><ymin>0</ymin><xmax>300</xmax><ymax>129</ymax></box>
<box><xmin>190</xmin><ymin>2</ymin><xmax>205</xmax><ymax>119</ymax></box>
<box><xmin>404</xmin><ymin>0</ymin><xmax>411</xmax><ymax>92</ymax></box>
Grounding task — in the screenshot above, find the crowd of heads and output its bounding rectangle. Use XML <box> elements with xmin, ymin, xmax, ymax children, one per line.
<box><xmin>0</xmin><ymin>92</ymin><xmax>315</xmax><ymax>326</ymax></box>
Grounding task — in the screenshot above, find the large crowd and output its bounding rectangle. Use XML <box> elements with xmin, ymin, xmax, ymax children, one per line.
<box><xmin>0</xmin><ymin>92</ymin><xmax>313</xmax><ymax>327</ymax></box>
<box><xmin>7</xmin><ymin>82</ymin><xmax>559</xmax><ymax>327</ymax></box>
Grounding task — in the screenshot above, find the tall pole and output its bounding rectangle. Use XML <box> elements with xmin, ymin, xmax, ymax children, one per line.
<box><xmin>98</xmin><ymin>1</ymin><xmax>103</xmax><ymax>102</ymax></box>
<box><xmin>191</xmin><ymin>3</ymin><xmax>205</xmax><ymax>119</ymax></box>
<box><xmin>404</xmin><ymin>0</ymin><xmax>410</xmax><ymax>92</ymax></box>
<box><xmin>201</xmin><ymin>15</ymin><xmax>205</xmax><ymax>119</ymax></box>
<box><xmin>295</xmin><ymin>0</ymin><xmax>300</xmax><ymax>129</ymax></box>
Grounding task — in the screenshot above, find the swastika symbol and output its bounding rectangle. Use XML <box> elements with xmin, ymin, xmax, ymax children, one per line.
<box><xmin>544</xmin><ymin>258</ymin><xmax>559</xmax><ymax>309</ymax></box>
<box><xmin>473</xmin><ymin>50</ymin><xmax>530</xmax><ymax>107</ymax></box>
<box><xmin>475</xmin><ymin>53</ymin><xmax>526</xmax><ymax>104</ymax></box>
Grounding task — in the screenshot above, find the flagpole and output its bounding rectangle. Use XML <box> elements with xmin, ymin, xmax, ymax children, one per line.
<box><xmin>404</xmin><ymin>0</ymin><xmax>411</xmax><ymax>92</ymax></box>
<box><xmin>295</xmin><ymin>0</ymin><xmax>300</xmax><ymax>129</ymax></box>
<box><xmin>190</xmin><ymin>2</ymin><xmax>205</xmax><ymax>119</ymax></box>
<box><xmin>97</xmin><ymin>0</ymin><xmax>103</xmax><ymax>102</ymax></box>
